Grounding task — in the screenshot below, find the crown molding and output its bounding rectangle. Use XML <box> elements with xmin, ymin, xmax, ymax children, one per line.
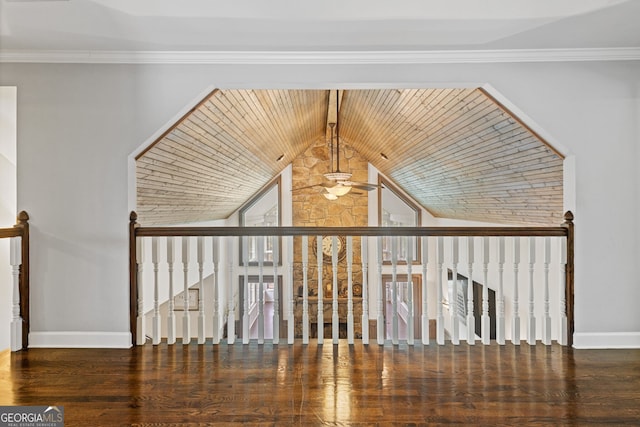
<box><xmin>1</xmin><ymin>47</ymin><xmax>639</xmax><ymax>64</ymax></box>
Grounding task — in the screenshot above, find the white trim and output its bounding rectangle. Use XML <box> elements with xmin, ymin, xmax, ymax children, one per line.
<box><xmin>129</xmin><ymin>85</ymin><xmax>216</xmax><ymax>160</ymax></box>
<box><xmin>1</xmin><ymin>48</ymin><xmax>640</xmax><ymax>65</ymax></box>
<box><xmin>481</xmin><ymin>83</ymin><xmax>571</xmax><ymax>158</ymax></box>
<box><xmin>127</xmin><ymin>85</ymin><xmax>216</xmax><ymax>214</ymax></box>
<box><xmin>29</xmin><ymin>332</ymin><xmax>132</xmax><ymax>349</ymax></box>
<box><xmin>573</xmin><ymin>332</ymin><xmax>640</xmax><ymax>349</ymax></box>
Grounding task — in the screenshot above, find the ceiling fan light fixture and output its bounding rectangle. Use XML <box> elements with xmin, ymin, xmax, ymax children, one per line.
<box><xmin>323</xmin><ymin>192</ymin><xmax>338</xmax><ymax>201</ymax></box>
<box><xmin>325</xmin><ymin>184</ymin><xmax>352</xmax><ymax>196</ymax></box>
<box><xmin>324</xmin><ymin>171</ymin><xmax>352</xmax><ymax>182</ymax></box>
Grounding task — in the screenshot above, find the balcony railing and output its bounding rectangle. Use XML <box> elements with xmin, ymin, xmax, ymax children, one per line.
<box><xmin>1</xmin><ymin>211</ymin><xmax>30</xmax><ymax>351</ymax></box>
<box><xmin>129</xmin><ymin>211</ymin><xmax>574</xmax><ymax>347</ymax></box>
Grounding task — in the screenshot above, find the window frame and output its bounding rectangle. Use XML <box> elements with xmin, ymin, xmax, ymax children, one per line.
<box><xmin>239</xmin><ymin>176</ymin><xmax>282</xmax><ymax>267</ymax></box>
<box><xmin>378</xmin><ymin>175</ymin><xmax>422</xmax><ymax>265</ymax></box>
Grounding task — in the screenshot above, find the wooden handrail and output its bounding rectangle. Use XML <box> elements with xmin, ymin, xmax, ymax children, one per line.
<box><xmin>0</xmin><ymin>228</ymin><xmax>22</xmax><ymax>239</ymax></box>
<box><xmin>135</xmin><ymin>226</ymin><xmax>568</xmax><ymax>238</ymax></box>
<box><xmin>129</xmin><ymin>210</ymin><xmax>574</xmax><ymax>347</ymax></box>
<box><xmin>0</xmin><ymin>211</ymin><xmax>30</xmax><ymax>350</ymax></box>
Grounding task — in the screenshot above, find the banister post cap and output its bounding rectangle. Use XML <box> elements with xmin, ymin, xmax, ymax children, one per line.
<box><xmin>17</xmin><ymin>211</ymin><xmax>29</xmax><ymax>223</ymax></box>
<box><xmin>563</xmin><ymin>211</ymin><xmax>574</xmax><ymax>224</ymax></box>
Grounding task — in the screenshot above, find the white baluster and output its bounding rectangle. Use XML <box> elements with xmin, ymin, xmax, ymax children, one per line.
<box><xmin>332</xmin><ymin>236</ymin><xmax>339</xmax><ymax>344</ymax></box>
<box><xmin>218</xmin><ymin>238</ymin><xmax>228</xmax><ymax>345</ymax></box>
<box><xmin>542</xmin><ymin>237</ymin><xmax>552</xmax><ymax>345</ymax></box>
<box><xmin>288</xmin><ymin>236</ymin><xmax>295</xmax><ymax>344</ymax></box>
<box><xmin>406</xmin><ymin>237</ymin><xmax>414</xmax><ymax>346</ymax></box>
<box><xmin>421</xmin><ymin>236</ymin><xmax>429</xmax><ymax>345</ymax></box>
<box><xmin>257</xmin><ymin>236</ymin><xmax>265</xmax><ymax>344</ymax></box>
<box><xmin>136</xmin><ymin>236</ymin><xmax>146</xmax><ymax>345</ymax></box>
<box><xmin>227</xmin><ymin>237</ymin><xmax>236</xmax><ymax>345</ymax></box>
<box><xmin>242</xmin><ymin>236</ymin><xmax>250</xmax><ymax>344</ymax></box>
<box><xmin>377</xmin><ymin>236</ymin><xmax>384</xmax><ymax>345</ymax></box>
<box><xmin>466</xmin><ymin>236</ymin><xmax>475</xmax><ymax>345</ymax></box>
<box><xmin>450</xmin><ymin>236</ymin><xmax>460</xmax><ymax>345</ymax></box>
<box><xmin>182</xmin><ymin>236</ymin><xmax>191</xmax><ymax>345</ymax></box>
<box><xmin>481</xmin><ymin>237</ymin><xmax>490</xmax><ymax>345</ymax></box>
<box><xmin>512</xmin><ymin>237</ymin><xmax>521</xmax><ymax>345</ymax></box>
<box><xmin>152</xmin><ymin>237</ymin><xmax>161</xmax><ymax>345</ymax></box>
<box><xmin>559</xmin><ymin>237</ymin><xmax>568</xmax><ymax>346</ymax></box>
<box><xmin>527</xmin><ymin>237</ymin><xmax>536</xmax><ymax>346</ymax></box>
<box><xmin>391</xmin><ymin>236</ymin><xmax>399</xmax><ymax>345</ymax></box>
<box><xmin>436</xmin><ymin>236</ymin><xmax>445</xmax><ymax>345</ymax></box>
<box><xmin>496</xmin><ymin>237</ymin><xmax>506</xmax><ymax>345</ymax></box>
<box><xmin>317</xmin><ymin>235</ymin><xmax>324</xmax><ymax>344</ymax></box>
<box><xmin>302</xmin><ymin>236</ymin><xmax>310</xmax><ymax>344</ymax></box>
<box><xmin>347</xmin><ymin>236</ymin><xmax>354</xmax><ymax>344</ymax></box>
<box><xmin>166</xmin><ymin>237</ymin><xmax>176</xmax><ymax>345</ymax></box>
<box><xmin>10</xmin><ymin>237</ymin><xmax>22</xmax><ymax>351</ymax></box>
<box><xmin>197</xmin><ymin>236</ymin><xmax>206</xmax><ymax>345</ymax></box>
<box><xmin>211</xmin><ymin>236</ymin><xmax>220</xmax><ymax>344</ymax></box>
<box><xmin>272</xmin><ymin>237</ymin><xmax>280</xmax><ymax>344</ymax></box>
<box><xmin>361</xmin><ymin>236</ymin><xmax>369</xmax><ymax>345</ymax></box>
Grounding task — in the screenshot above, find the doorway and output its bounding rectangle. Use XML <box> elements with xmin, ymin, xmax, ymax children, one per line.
<box><xmin>382</xmin><ymin>274</ymin><xmax>422</xmax><ymax>341</ymax></box>
<box><xmin>237</xmin><ymin>275</ymin><xmax>284</xmax><ymax>340</ymax></box>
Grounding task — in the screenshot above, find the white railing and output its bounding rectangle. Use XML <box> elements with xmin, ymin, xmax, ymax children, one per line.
<box><xmin>8</xmin><ymin>236</ymin><xmax>22</xmax><ymax>351</ymax></box>
<box><xmin>130</xmin><ymin>212</ymin><xmax>574</xmax><ymax>347</ymax></box>
<box><xmin>1</xmin><ymin>211</ymin><xmax>30</xmax><ymax>352</ymax></box>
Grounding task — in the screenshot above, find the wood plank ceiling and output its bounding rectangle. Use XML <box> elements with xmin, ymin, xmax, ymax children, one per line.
<box><xmin>136</xmin><ymin>89</ymin><xmax>329</xmax><ymax>225</ymax></box>
<box><xmin>136</xmin><ymin>88</ymin><xmax>563</xmax><ymax>226</ymax></box>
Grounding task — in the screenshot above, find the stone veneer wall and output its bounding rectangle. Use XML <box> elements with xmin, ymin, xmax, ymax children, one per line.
<box><xmin>291</xmin><ymin>138</ymin><xmax>369</xmax><ymax>337</ymax></box>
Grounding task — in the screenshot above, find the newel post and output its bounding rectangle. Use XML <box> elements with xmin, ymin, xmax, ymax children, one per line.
<box><xmin>562</xmin><ymin>211</ymin><xmax>574</xmax><ymax>347</ymax></box>
<box><xmin>15</xmin><ymin>211</ymin><xmax>29</xmax><ymax>350</ymax></box>
<box><xmin>129</xmin><ymin>211</ymin><xmax>139</xmax><ymax>346</ymax></box>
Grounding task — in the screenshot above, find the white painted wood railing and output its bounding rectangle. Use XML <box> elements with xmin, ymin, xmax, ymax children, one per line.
<box><xmin>1</xmin><ymin>211</ymin><xmax>30</xmax><ymax>352</ymax></box>
<box><xmin>9</xmin><ymin>237</ymin><xmax>22</xmax><ymax>351</ymax></box>
<box><xmin>129</xmin><ymin>211</ymin><xmax>574</xmax><ymax>347</ymax></box>
<box><xmin>0</xmin><ymin>211</ymin><xmax>29</xmax><ymax>351</ymax></box>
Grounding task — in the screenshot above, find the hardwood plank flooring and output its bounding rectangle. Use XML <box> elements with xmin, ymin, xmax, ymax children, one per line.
<box><xmin>1</xmin><ymin>343</ymin><xmax>640</xmax><ymax>426</ymax></box>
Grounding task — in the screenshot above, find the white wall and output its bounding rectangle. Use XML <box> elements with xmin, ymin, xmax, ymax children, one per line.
<box><xmin>492</xmin><ymin>62</ymin><xmax>639</xmax><ymax>348</ymax></box>
<box><xmin>0</xmin><ymin>87</ymin><xmax>17</xmax><ymax>351</ymax></box>
<box><xmin>0</xmin><ymin>60</ymin><xmax>638</xmax><ymax>348</ymax></box>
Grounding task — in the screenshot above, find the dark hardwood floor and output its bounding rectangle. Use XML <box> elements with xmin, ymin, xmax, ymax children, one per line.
<box><xmin>1</xmin><ymin>342</ymin><xmax>639</xmax><ymax>426</ymax></box>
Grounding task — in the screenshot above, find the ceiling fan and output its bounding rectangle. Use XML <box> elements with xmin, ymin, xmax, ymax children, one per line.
<box><xmin>294</xmin><ymin>90</ymin><xmax>381</xmax><ymax>200</ymax></box>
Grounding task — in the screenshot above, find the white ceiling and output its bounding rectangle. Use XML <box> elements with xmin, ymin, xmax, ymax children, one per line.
<box><xmin>1</xmin><ymin>0</ymin><xmax>638</xmax><ymax>54</ymax></box>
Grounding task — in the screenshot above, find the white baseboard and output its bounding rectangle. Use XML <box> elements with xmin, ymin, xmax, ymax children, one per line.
<box><xmin>29</xmin><ymin>332</ymin><xmax>132</xmax><ymax>349</ymax></box>
<box><xmin>25</xmin><ymin>331</ymin><xmax>639</xmax><ymax>349</ymax></box>
<box><xmin>573</xmin><ymin>332</ymin><xmax>640</xmax><ymax>349</ymax></box>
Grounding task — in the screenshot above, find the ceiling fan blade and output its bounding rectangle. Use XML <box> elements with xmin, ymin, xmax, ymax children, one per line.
<box><xmin>350</xmin><ymin>185</ymin><xmax>376</xmax><ymax>191</ymax></box>
<box><xmin>292</xmin><ymin>183</ymin><xmax>324</xmax><ymax>191</ymax></box>
<box><xmin>347</xmin><ymin>182</ymin><xmax>382</xmax><ymax>191</ymax></box>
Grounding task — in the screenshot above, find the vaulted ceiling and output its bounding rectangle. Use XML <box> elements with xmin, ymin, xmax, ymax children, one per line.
<box><xmin>136</xmin><ymin>88</ymin><xmax>563</xmax><ymax>226</ymax></box>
